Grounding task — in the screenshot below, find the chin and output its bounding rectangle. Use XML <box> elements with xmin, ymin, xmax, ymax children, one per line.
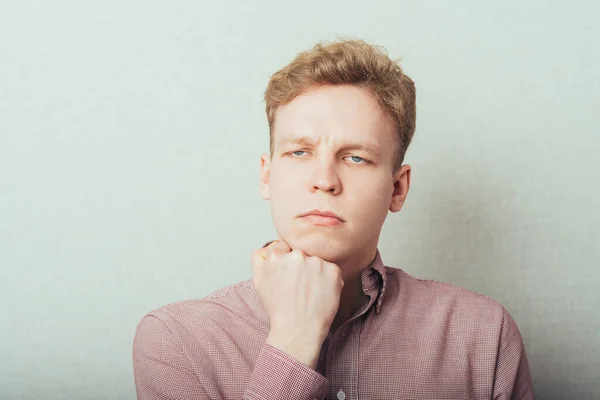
<box><xmin>286</xmin><ymin>233</ymin><xmax>352</xmax><ymax>262</ymax></box>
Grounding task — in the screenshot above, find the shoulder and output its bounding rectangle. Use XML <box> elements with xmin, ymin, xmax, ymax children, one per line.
<box><xmin>384</xmin><ymin>267</ymin><xmax>509</xmax><ymax>331</ymax></box>
<box><xmin>132</xmin><ymin>281</ymin><xmax>264</xmax><ymax>397</ymax></box>
<box><xmin>135</xmin><ymin>279</ymin><xmax>266</xmax><ymax>340</ymax></box>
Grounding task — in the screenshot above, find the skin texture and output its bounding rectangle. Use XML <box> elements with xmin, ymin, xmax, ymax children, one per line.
<box><xmin>253</xmin><ymin>84</ymin><xmax>411</xmax><ymax>367</ymax></box>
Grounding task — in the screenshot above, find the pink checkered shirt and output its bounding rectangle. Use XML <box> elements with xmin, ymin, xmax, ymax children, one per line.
<box><xmin>133</xmin><ymin>249</ymin><xmax>534</xmax><ymax>399</ymax></box>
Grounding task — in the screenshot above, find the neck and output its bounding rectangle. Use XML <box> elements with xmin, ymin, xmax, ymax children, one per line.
<box><xmin>329</xmin><ymin>248</ymin><xmax>377</xmax><ymax>332</ymax></box>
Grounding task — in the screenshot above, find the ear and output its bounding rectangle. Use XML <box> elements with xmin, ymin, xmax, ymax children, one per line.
<box><xmin>389</xmin><ymin>164</ymin><xmax>411</xmax><ymax>213</ymax></box>
<box><xmin>259</xmin><ymin>153</ymin><xmax>271</xmax><ymax>200</ymax></box>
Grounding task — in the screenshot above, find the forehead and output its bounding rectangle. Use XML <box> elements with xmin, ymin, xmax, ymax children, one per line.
<box><xmin>273</xmin><ymin>85</ymin><xmax>397</xmax><ymax>149</ymax></box>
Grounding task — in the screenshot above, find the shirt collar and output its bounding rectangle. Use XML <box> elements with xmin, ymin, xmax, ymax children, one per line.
<box><xmin>360</xmin><ymin>249</ymin><xmax>387</xmax><ymax>314</ymax></box>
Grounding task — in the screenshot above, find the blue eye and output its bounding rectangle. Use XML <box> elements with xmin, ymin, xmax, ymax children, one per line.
<box><xmin>349</xmin><ymin>156</ymin><xmax>366</xmax><ymax>164</ymax></box>
<box><xmin>292</xmin><ymin>151</ymin><xmax>307</xmax><ymax>156</ymax></box>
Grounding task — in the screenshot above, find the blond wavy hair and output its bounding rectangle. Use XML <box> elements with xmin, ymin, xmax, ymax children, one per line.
<box><xmin>264</xmin><ymin>39</ymin><xmax>416</xmax><ymax>170</ymax></box>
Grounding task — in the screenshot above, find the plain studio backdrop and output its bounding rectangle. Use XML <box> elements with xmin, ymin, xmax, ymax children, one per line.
<box><xmin>1</xmin><ymin>1</ymin><xmax>599</xmax><ymax>399</ymax></box>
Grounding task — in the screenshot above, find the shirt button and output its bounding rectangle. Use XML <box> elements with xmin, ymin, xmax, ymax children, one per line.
<box><xmin>337</xmin><ymin>389</ymin><xmax>346</xmax><ymax>400</ymax></box>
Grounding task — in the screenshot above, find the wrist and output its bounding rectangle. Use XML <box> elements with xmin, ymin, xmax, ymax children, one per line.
<box><xmin>265</xmin><ymin>329</ymin><xmax>324</xmax><ymax>369</ymax></box>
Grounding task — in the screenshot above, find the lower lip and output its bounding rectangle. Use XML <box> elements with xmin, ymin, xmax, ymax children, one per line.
<box><xmin>301</xmin><ymin>215</ymin><xmax>344</xmax><ymax>227</ymax></box>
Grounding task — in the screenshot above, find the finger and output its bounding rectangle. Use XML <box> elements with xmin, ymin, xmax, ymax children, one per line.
<box><xmin>252</xmin><ymin>240</ymin><xmax>279</xmax><ymax>264</ymax></box>
<box><xmin>259</xmin><ymin>240</ymin><xmax>277</xmax><ymax>260</ymax></box>
<box><xmin>252</xmin><ymin>248</ymin><xmax>268</xmax><ymax>264</ymax></box>
<box><xmin>258</xmin><ymin>239</ymin><xmax>291</xmax><ymax>261</ymax></box>
<box><xmin>263</xmin><ymin>239</ymin><xmax>291</xmax><ymax>258</ymax></box>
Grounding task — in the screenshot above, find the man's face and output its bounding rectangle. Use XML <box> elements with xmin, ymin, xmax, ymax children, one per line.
<box><xmin>260</xmin><ymin>84</ymin><xmax>410</xmax><ymax>263</ymax></box>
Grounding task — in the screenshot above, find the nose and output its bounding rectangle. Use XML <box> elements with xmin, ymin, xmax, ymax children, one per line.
<box><xmin>309</xmin><ymin>163</ymin><xmax>342</xmax><ymax>195</ymax></box>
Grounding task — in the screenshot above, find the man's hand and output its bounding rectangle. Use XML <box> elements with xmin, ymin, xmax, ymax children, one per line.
<box><xmin>251</xmin><ymin>240</ymin><xmax>344</xmax><ymax>370</ymax></box>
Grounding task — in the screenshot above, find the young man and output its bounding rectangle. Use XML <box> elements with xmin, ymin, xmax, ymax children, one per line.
<box><xmin>133</xmin><ymin>39</ymin><xmax>534</xmax><ymax>399</ymax></box>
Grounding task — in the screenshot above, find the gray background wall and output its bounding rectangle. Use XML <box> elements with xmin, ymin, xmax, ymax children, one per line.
<box><xmin>1</xmin><ymin>1</ymin><xmax>599</xmax><ymax>399</ymax></box>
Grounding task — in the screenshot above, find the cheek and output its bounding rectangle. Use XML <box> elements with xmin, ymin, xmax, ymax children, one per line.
<box><xmin>352</xmin><ymin>181</ymin><xmax>393</xmax><ymax>218</ymax></box>
<box><xmin>268</xmin><ymin>172</ymin><xmax>298</xmax><ymax>215</ymax></box>
<box><xmin>270</xmin><ymin>163</ymin><xmax>306</xmax><ymax>196</ymax></box>
<box><xmin>269</xmin><ymin>174</ymin><xmax>293</xmax><ymax>199</ymax></box>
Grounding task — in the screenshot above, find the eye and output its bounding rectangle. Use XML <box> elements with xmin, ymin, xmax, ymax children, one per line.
<box><xmin>291</xmin><ymin>150</ymin><xmax>308</xmax><ymax>157</ymax></box>
<box><xmin>346</xmin><ymin>155</ymin><xmax>368</xmax><ymax>164</ymax></box>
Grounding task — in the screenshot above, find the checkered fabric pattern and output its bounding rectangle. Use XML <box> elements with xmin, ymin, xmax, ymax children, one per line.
<box><xmin>133</xmin><ymin>250</ymin><xmax>534</xmax><ymax>399</ymax></box>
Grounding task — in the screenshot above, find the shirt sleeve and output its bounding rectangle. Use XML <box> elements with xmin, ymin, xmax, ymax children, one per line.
<box><xmin>133</xmin><ymin>315</ymin><xmax>209</xmax><ymax>399</ymax></box>
<box><xmin>492</xmin><ymin>308</ymin><xmax>535</xmax><ymax>400</ymax></box>
<box><xmin>133</xmin><ymin>315</ymin><xmax>329</xmax><ymax>400</ymax></box>
<box><xmin>243</xmin><ymin>344</ymin><xmax>329</xmax><ymax>400</ymax></box>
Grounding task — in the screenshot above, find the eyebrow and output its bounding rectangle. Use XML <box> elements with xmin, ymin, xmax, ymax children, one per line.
<box><xmin>276</xmin><ymin>136</ymin><xmax>382</xmax><ymax>156</ymax></box>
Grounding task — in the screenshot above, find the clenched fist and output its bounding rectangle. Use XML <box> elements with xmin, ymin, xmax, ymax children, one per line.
<box><xmin>251</xmin><ymin>240</ymin><xmax>344</xmax><ymax>369</ymax></box>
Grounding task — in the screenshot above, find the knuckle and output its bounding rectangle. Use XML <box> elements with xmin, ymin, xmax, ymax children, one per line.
<box><xmin>314</xmin><ymin>259</ymin><xmax>326</xmax><ymax>272</ymax></box>
<box><xmin>327</xmin><ymin>264</ymin><xmax>342</xmax><ymax>278</ymax></box>
<box><xmin>290</xmin><ymin>249</ymin><xmax>304</xmax><ymax>259</ymax></box>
